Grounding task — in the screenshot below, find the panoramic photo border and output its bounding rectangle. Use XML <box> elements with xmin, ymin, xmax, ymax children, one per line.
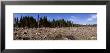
<box><xmin>1</xmin><ymin>1</ymin><xmax>110</xmax><ymax>53</ymax></box>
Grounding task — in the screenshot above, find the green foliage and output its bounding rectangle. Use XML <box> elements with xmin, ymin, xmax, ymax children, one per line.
<box><xmin>15</xmin><ymin>16</ymin><xmax>37</xmax><ymax>28</ymax></box>
<box><xmin>14</xmin><ymin>17</ymin><xmax>19</xmax><ymax>27</ymax></box>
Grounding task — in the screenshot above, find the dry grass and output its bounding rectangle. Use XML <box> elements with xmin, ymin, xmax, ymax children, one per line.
<box><xmin>14</xmin><ymin>27</ymin><xmax>97</xmax><ymax>40</ymax></box>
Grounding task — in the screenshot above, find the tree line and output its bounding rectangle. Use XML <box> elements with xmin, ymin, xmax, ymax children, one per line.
<box><xmin>14</xmin><ymin>15</ymin><xmax>96</xmax><ymax>28</ymax></box>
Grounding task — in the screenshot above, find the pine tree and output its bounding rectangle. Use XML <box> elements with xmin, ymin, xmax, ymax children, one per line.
<box><xmin>14</xmin><ymin>18</ymin><xmax>17</xmax><ymax>27</ymax></box>
<box><xmin>16</xmin><ymin>17</ymin><xmax>19</xmax><ymax>27</ymax></box>
<box><xmin>37</xmin><ymin>14</ymin><xmax>40</xmax><ymax>28</ymax></box>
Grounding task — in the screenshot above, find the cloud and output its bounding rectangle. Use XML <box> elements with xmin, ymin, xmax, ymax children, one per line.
<box><xmin>91</xmin><ymin>14</ymin><xmax>97</xmax><ymax>19</ymax></box>
<box><xmin>87</xmin><ymin>18</ymin><xmax>93</xmax><ymax>21</ymax></box>
<box><xmin>70</xmin><ymin>16</ymin><xmax>77</xmax><ymax>18</ymax></box>
<box><xmin>68</xmin><ymin>16</ymin><xmax>77</xmax><ymax>20</ymax></box>
<box><xmin>87</xmin><ymin>14</ymin><xmax>97</xmax><ymax>21</ymax></box>
<box><xmin>67</xmin><ymin>16</ymin><xmax>79</xmax><ymax>23</ymax></box>
<box><xmin>55</xmin><ymin>16</ymin><xmax>63</xmax><ymax>20</ymax></box>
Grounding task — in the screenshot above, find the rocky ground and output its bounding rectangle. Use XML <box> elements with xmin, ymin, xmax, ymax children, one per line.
<box><xmin>13</xmin><ymin>27</ymin><xmax>97</xmax><ymax>40</ymax></box>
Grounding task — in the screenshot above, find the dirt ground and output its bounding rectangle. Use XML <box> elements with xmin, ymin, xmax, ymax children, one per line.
<box><xmin>13</xmin><ymin>27</ymin><xmax>97</xmax><ymax>40</ymax></box>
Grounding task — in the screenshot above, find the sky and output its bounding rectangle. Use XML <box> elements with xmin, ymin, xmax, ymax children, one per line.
<box><xmin>13</xmin><ymin>13</ymin><xmax>97</xmax><ymax>25</ymax></box>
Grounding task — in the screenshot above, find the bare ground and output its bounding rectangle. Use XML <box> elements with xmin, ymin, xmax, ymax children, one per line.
<box><xmin>14</xmin><ymin>27</ymin><xmax>97</xmax><ymax>40</ymax></box>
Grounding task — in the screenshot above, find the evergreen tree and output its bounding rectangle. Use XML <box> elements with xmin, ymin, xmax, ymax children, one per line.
<box><xmin>14</xmin><ymin>15</ymin><xmax>91</xmax><ymax>28</ymax></box>
<box><xmin>16</xmin><ymin>17</ymin><xmax>19</xmax><ymax>27</ymax></box>
<box><xmin>14</xmin><ymin>18</ymin><xmax>17</xmax><ymax>27</ymax></box>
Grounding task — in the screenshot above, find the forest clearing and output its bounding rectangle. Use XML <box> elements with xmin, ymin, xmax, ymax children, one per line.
<box><xmin>14</xmin><ymin>27</ymin><xmax>97</xmax><ymax>40</ymax></box>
